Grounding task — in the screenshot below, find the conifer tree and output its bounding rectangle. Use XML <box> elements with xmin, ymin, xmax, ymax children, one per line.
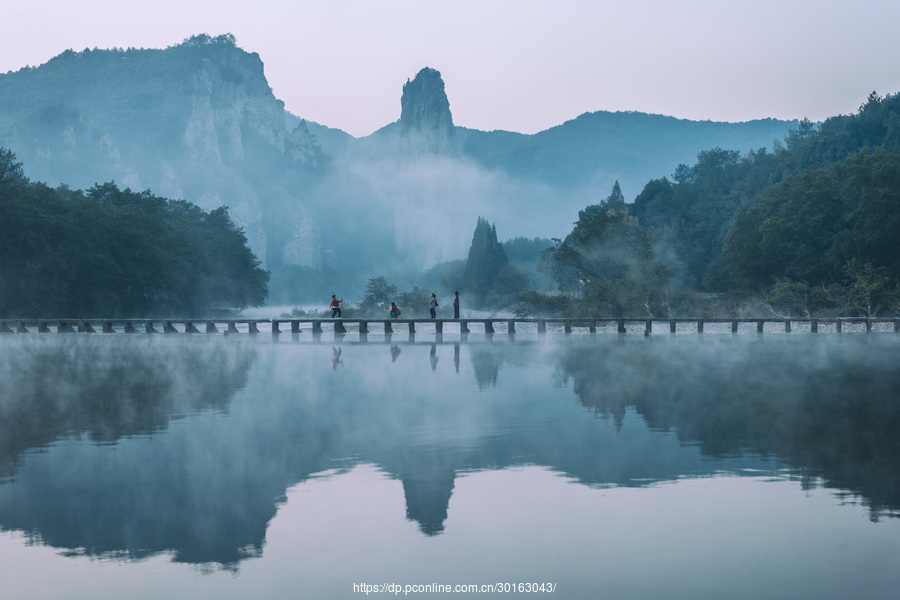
<box><xmin>462</xmin><ymin>217</ymin><xmax>508</xmax><ymax>295</ymax></box>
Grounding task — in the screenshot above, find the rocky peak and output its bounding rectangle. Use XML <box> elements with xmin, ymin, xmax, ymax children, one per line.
<box><xmin>399</xmin><ymin>67</ymin><xmax>457</xmax><ymax>155</ymax></box>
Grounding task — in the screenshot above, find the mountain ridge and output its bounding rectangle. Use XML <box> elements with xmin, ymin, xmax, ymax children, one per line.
<box><xmin>0</xmin><ymin>35</ymin><xmax>799</xmax><ymax>300</ymax></box>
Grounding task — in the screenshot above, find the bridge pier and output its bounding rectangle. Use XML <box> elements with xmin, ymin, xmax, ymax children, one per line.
<box><xmin>271</xmin><ymin>321</ymin><xmax>280</xmax><ymax>334</ymax></box>
<box><xmin>39</xmin><ymin>321</ymin><xmax>52</xmax><ymax>333</ymax></box>
<box><xmin>124</xmin><ymin>321</ymin><xmax>138</xmax><ymax>333</ymax></box>
<box><xmin>785</xmin><ymin>320</ymin><xmax>791</xmax><ymax>333</ymax></box>
<box><xmin>408</xmin><ymin>321</ymin><xmax>416</xmax><ymax>334</ymax></box>
<box><xmin>312</xmin><ymin>322</ymin><xmax>322</xmax><ymax>334</ymax></box>
<box><xmin>645</xmin><ymin>320</ymin><xmax>652</xmax><ymax>335</ymax></box>
<box><xmin>291</xmin><ymin>321</ymin><xmax>300</xmax><ymax>334</ymax></box>
<box><xmin>670</xmin><ymin>319</ymin><xmax>677</xmax><ymax>333</ymax></box>
<box><xmin>460</xmin><ymin>320</ymin><xmax>470</xmax><ymax>334</ymax></box>
<box><xmin>731</xmin><ymin>320</ymin><xmax>738</xmax><ymax>333</ymax></box>
<box><xmin>537</xmin><ymin>320</ymin><xmax>546</xmax><ymax>333</ymax></box>
<box><xmin>485</xmin><ymin>320</ymin><xmax>495</xmax><ymax>334</ymax></box>
<box><xmin>359</xmin><ymin>321</ymin><xmax>369</xmax><ymax>334</ymax></box>
<box><xmin>228</xmin><ymin>322</ymin><xmax>239</xmax><ymax>334</ymax></box>
<box><xmin>508</xmin><ymin>320</ymin><xmax>516</xmax><ymax>333</ymax></box>
<box><xmin>757</xmin><ymin>320</ymin><xmax>764</xmax><ymax>333</ymax></box>
<box><xmin>564</xmin><ymin>320</ymin><xmax>572</xmax><ymax>334</ymax></box>
<box><xmin>102</xmin><ymin>321</ymin><xmax>114</xmax><ymax>333</ymax></box>
<box><xmin>206</xmin><ymin>321</ymin><xmax>218</xmax><ymax>334</ymax></box>
<box><xmin>618</xmin><ymin>319</ymin><xmax>626</xmax><ymax>334</ymax></box>
<box><xmin>164</xmin><ymin>321</ymin><xmax>178</xmax><ymax>334</ymax></box>
<box><xmin>435</xmin><ymin>321</ymin><xmax>443</xmax><ymax>334</ymax></box>
<box><xmin>385</xmin><ymin>321</ymin><xmax>393</xmax><ymax>334</ymax></box>
<box><xmin>811</xmin><ymin>319</ymin><xmax>818</xmax><ymax>333</ymax></box>
<box><xmin>697</xmin><ymin>320</ymin><xmax>704</xmax><ymax>334</ymax></box>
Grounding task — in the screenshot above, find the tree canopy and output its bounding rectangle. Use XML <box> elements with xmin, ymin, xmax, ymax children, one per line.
<box><xmin>0</xmin><ymin>151</ymin><xmax>268</xmax><ymax>317</ymax></box>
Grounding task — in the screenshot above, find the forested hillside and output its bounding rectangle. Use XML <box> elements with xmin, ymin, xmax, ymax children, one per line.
<box><xmin>522</xmin><ymin>92</ymin><xmax>900</xmax><ymax>319</ymax></box>
<box><xmin>0</xmin><ymin>149</ymin><xmax>268</xmax><ymax>317</ymax></box>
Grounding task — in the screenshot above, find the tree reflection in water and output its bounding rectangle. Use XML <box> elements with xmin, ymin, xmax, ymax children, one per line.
<box><xmin>0</xmin><ymin>334</ymin><xmax>897</xmax><ymax>572</ymax></box>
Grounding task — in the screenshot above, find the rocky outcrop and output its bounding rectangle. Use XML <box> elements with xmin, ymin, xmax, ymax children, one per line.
<box><xmin>0</xmin><ymin>34</ymin><xmax>323</xmax><ymax>272</ymax></box>
<box><xmin>399</xmin><ymin>67</ymin><xmax>457</xmax><ymax>157</ymax></box>
<box><xmin>393</xmin><ymin>68</ymin><xmax>468</xmax><ymax>268</ymax></box>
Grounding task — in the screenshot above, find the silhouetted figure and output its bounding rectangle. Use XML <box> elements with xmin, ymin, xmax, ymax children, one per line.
<box><xmin>429</xmin><ymin>294</ymin><xmax>438</xmax><ymax>319</ymax></box>
<box><xmin>331</xmin><ymin>346</ymin><xmax>342</xmax><ymax>370</ymax></box>
<box><xmin>390</xmin><ymin>302</ymin><xmax>401</xmax><ymax>319</ymax></box>
<box><xmin>329</xmin><ymin>295</ymin><xmax>343</xmax><ymax>318</ymax></box>
<box><xmin>453</xmin><ymin>291</ymin><xmax>460</xmax><ymax>319</ymax></box>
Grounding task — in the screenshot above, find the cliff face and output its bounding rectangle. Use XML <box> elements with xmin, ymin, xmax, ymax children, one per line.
<box><xmin>399</xmin><ymin>67</ymin><xmax>457</xmax><ymax>157</ymax></box>
<box><xmin>394</xmin><ymin>68</ymin><xmax>469</xmax><ymax>269</ymax></box>
<box><xmin>0</xmin><ymin>34</ymin><xmax>323</xmax><ymax>271</ymax></box>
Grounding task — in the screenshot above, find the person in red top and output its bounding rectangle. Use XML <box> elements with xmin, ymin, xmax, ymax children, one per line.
<box><xmin>330</xmin><ymin>295</ymin><xmax>343</xmax><ymax>318</ymax></box>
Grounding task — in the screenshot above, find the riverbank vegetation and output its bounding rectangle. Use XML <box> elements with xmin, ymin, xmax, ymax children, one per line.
<box><xmin>0</xmin><ymin>149</ymin><xmax>268</xmax><ymax>317</ymax></box>
<box><xmin>516</xmin><ymin>92</ymin><xmax>900</xmax><ymax>319</ymax></box>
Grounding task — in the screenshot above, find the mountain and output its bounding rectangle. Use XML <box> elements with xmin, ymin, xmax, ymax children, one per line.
<box><xmin>0</xmin><ymin>34</ymin><xmax>325</xmax><ymax>275</ymax></box>
<box><xmin>0</xmin><ymin>34</ymin><xmax>798</xmax><ymax>302</ymax></box>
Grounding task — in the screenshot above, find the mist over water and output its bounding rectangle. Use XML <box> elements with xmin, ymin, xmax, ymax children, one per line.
<box><xmin>0</xmin><ymin>333</ymin><xmax>898</xmax><ymax>598</ymax></box>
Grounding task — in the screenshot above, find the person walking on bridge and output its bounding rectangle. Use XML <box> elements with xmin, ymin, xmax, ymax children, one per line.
<box><xmin>329</xmin><ymin>295</ymin><xmax>343</xmax><ymax>318</ymax></box>
<box><xmin>453</xmin><ymin>291</ymin><xmax>460</xmax><ymax>319</ymax></box>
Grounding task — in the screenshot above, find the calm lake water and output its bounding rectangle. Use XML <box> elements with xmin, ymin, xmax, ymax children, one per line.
<box><xmin>0</xmin><ymin>332</ymin><xmax>898</xmax><ymax>599</ymax></box>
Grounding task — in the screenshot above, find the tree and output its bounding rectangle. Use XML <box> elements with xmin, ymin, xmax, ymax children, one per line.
<box><xmin>359</xmin><ymin>276</ymin><xmax>398</xmax><ymax>316</ymax></box>
<box><xmin>0</xmin><ymin>148</ymin><xmax>27</xmax><ymax>185</ymax></box>
<box><xmin>462</xmin><ymin>217</ymin><xmax>508</xmax><ymax>298</ymax></box>
<box><xmin>839</xmin><ymin>259</ymin><xmax>894</xmax><ymax>318</ymax></box>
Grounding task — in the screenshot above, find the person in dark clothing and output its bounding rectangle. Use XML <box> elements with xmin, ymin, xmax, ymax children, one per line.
<box><xmin>429</xmin><ymin>293</ymin><xmax>438</xmax><ymax>318</ymax></box>
<box><xmin>453</xmin><ymin>291</ymin><xmax>460</xmax><ymax>319</ymax></box>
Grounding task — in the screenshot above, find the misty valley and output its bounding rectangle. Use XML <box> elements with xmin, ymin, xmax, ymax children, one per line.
<box><xmin>2</xmin><ymin>32</ymin><xmax>900</xmax><ymax>600</ymax></box>
<box><xmin>0</xmin><ymin>333</ymin><xmax>898</xmax><ymax>599</ymax></box>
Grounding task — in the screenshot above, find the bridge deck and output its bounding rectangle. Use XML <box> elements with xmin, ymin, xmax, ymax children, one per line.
<box><xmin>1</xmin><ymin>317</ymin><xmax>898</xmax><ymax>335</ymax></box>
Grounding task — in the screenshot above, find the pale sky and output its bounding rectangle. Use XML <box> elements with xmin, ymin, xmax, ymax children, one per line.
<box><xmin>2</xmin><ymin>0</ymin><xmax>900</xmax><ymax>137</ymax></box>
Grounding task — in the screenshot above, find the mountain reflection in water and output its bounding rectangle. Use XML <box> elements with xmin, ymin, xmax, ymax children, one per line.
<box><xmin>0</xmin><ymin>333</ymin><xmax>897</xmax><ymax>573</ymax></box>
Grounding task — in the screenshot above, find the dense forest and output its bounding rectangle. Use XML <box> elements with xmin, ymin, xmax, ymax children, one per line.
<box><xmin>517</xmin><ymin>91</ymin><xmax>900</xmax><ymax>319</ymax></box>
<box><xmin>0</xmin><ymin>148</ymin><xmax>268</xmax><ymax>317</ymax></box>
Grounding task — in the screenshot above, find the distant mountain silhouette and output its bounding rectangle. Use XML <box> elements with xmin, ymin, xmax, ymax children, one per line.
<box><xmin>0</xmin><ymin>34</ymin><xmax>797</xmax><ymax>299</ymax></box>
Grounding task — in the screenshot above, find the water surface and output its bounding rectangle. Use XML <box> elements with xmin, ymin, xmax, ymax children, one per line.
<box><xmin>0</xmin><ymin>333</ymin><xmax>898</xmax><ymax>598</ymax></box>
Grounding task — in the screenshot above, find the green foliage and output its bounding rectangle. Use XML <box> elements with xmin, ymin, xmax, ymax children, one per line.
<box><xmin>514</xmin><ymin>291</ymin><xmax>571</xmax><ymax>317</ymax></box>
<box><xmin>835</xmin><ymin>259</ymin><xmax>896</xmax><ymax>318</ymax></box>
<box><xmin>0</xmin><ymin>153</ymin><xmax>268</xmax><ymax>317</ymax></box>
<box><xmin>359</xmin><ymin>276</ymin><xmax>398</xmax><ymax>316</ymax></box>
<box><xmin>765</xmin><ymin>279</ymin><xmax>829</xmax><ymax>318</ymax></box>
<box><xmin>397</xmin><ymin>287</ymin><xmax>432</xmax><ymax>318</ymax></box>
<box><xmin>462</xmin><ymin>217</ymin><xmax>509</xmax><ymax>296</ymax></box>
<box><xmin>722</xmin><ymin>148</ymin><xmax>900</xmax><ymax>297</ymax></box>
